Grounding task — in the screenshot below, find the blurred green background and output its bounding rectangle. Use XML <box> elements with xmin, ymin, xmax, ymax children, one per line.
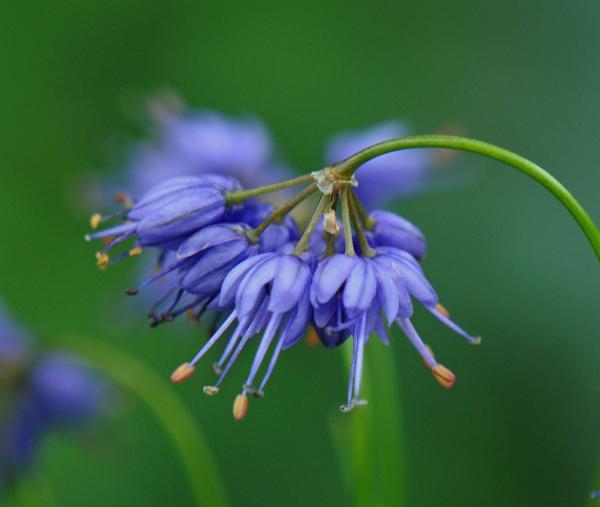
<box><xmin>1</xmin><ymin>1</ymin><xmax>599</xmax><ymax>506</ymax></box>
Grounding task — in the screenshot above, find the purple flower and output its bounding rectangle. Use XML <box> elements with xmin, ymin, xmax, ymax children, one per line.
<box><xmin>31</xmin><ymin>354</ymin><xmax>106</xmax><ymax>424</ymax></box>
<box><xmin>0</xmin><ymin>301</ymin><xmax>106</xmax><ymax>488</ymax></box>
<box><xmin>368</xmin><ymin>210</ymin><xmax>427</xmax><ymax>260</ymax></box>
<box><xmin>129</xmin><ymin>222</ymin><xmax>258</xmax><ymax>326</ymax></box>
<box><xmin>126</xmin><ymin>107</ymin><xmax>292</xmax><ymax>195</ymax></box>
<box><xmin>86</xmin><ymin>175</ymin><xmax>237</xmax><ymax>267</ymax></box>
<box><xmin>310</xmin><ymin>249</ymin><xmax>479</xmax><ymax>411</ymax></box>
<box><xmin>326</xmin><ymin>121</ymin><xmax>432</xmax><ymax>207</ymax></box>
<box><xmin>171</xmin><ymin>250</ymin><xmax>313</xmax><ymax>421</ymax></box>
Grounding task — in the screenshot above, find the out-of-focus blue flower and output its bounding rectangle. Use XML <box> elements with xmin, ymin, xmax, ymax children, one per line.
<box><xmin>31</xmin><ymin>355</ymin><xmax>105</xmax><ymax>424</ymax></box>
<box><xmin>0</xmin><ymin>301</ymin><xmax>106</xmax><ymax>489</ymax></box>
<box><xmin>126</xmin><ymin>105</ymin><xmax>291</xmax><ymax>195</ymax></box>
<box><xmin>326</xmin><ymin>121</ymin><xmax>433</xmax><ymax>207</ymax></box>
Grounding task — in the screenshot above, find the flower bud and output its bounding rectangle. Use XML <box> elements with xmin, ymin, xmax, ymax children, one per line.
<box><xmin>323</xmin><ymin>209</ymin><xmax>340</xmax><ymax>235</ymax></box>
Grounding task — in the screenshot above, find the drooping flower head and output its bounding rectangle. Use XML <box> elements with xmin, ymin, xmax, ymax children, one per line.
<box><xmin>86</xmin><ymin>114</ymin><xmax>479</xmax><ymax>419</ymax></box>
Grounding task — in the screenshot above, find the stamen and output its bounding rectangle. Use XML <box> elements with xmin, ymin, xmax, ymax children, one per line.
<box><xmin>114</xmin><ymin>192</ymin><xmax>133</xmax><ymax>209</ymax></box>
<box><xmin>306</xmin><ymin>326</ymin><xmax>319</xmax><ymax>348</ymax></box>
<box><xmin>90</xmin><ymin>213</ymin><xmax>102</xmax><ymax>229</ymax></box>
<box><xmin>431</xmin><ymin>364</ymin><xmax>456</xmax><ymax>389</ymax></box>
<box><xmin>213</xmin><ymin>299</ymin><xmax>268</xmax><ymax>375</ymax></box>
<box><xmin>171</xmin><ymin>362</ymin><xmax>195</xmax><ymax>383</ymax></box>
<box><xmin>203</xmin><ymin>385</ymin><xmax>220</xmax><ymax>396</ymax></box>
<box><xmin>435</xmin><ymin>303</ymin><xmax>449</xmax><ymax>318</ymax></box>
<box><xmin>241</xmin><ymin>314</ymin><xmax>282</xmax><ymax>390</ymax></box>
<box><xmin>189</xmin><ymin>311</ymin><xmax>238</xmax><ymax>366</ymax></box>
<box><xmin>352</xmin><ymin>314</ymin><xmax>367</xmax><ymax>401</ymax></box>
<box><xmin>129</xmin><ymin>246</ymin><xmax>143</xmax><ymax>257</ymax></box>
<box><xmin>96</xmin><ymin>252</ymin><xmax>109</xmax><ymax>270</ymax></box>
<box><xmin>397</xmin><ymin>318</ymin><xmax>438</xmax><ymax>368</ymax></box>
<box><xmin>427</xmin><ymin>306</ymin><xmax>481</xmax><ymax>345</ymax></box>
<box><xmin>186</xmin><ymin>309</ymin><xmax>200</xmax><ymax>326</ymax></box>
<box><xmin>233</xmin><ymin>394</ymin><xmax>248</xmax><ymax>421</ymax></box>
<box><xmin>420</xmin><ymin>344</ymin><xmax>436</xmax><ymax>369</ymax></box>
<box><xmin>339</xmin><ymin>404</ymin><xmax>354</xmax><ymax>413</ymax></box>
<box><xmin>257</xmin><ymin>334</ymin><xmax>285</xmax><ymax>393</ymax></box>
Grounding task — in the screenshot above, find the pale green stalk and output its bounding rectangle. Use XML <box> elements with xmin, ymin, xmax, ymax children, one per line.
<box><xmin>51</xmin><ymin>336</ymin><xmax>228</xmax><ymax>507</ymax></box>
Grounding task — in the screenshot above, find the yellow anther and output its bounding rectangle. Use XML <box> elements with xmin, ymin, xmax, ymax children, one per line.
<box><xmin>306</xmin><ymin>327</ymin><xmax>319</xmax><ymax>348</ymax></box>
<box><xmin>420</xmin><ymin>344</ymin><xmax>436</xmax><ymax>369</ymax></box>
<box><xmin>102</xmin><ymin>236</ymin><xmax>115</xmax><ymax>247</ymax></box>
<box><xmin>95</xmin><ymin>252</ymin><xmax>109</xmax><ymax>270</ymax></box>
<box><xmin>129</xmin><ymin>246</ymin><xmax>143</xmax><ymax>257</ymax></box>
<box><xmin>170</xmin><ymin>363</ymin><xmax>195</xmax><ymax>384</ymax></box>
<box><xmin>431</xmin><ymin>364</ymin><xmax>456</xmax><ymax>390</ymax></box>
<box><xmin>115</xmin><ymin>192</ymin><xmax>133</xmax><ymax>209</ymax></box>
<box><xmin>90</xmin><ymin>213</ymin><xmax>102</xmax><ymax>230</ymax></box>
<box><xmin>435</xmin><ymin>303</ymin><xmax>450</xmax><ymax>318</ymax></box>
<box><xmin>203</xmin><ymin>386</ymin><xmax>220</xmax><ymax>396</ymax></box>
<box><xmin>186</xmin><ymin>309</ymin><xmax>200</xmax><ymax>326</ymax></box>
<box><xmin>233</xmin><ymin>394</ymin><xmax>248</xmax><ymax>422</ymax></box>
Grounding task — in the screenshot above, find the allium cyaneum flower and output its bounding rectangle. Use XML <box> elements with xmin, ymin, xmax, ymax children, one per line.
<box><xmin>87</xmin><ymin>130</ymin><xmax>479</xmax><ymax>419</ymax></box>
<box><xmin>0</xmin><ymin>301</ymin><xmax>105</xmax><ymax>489</ymax></box>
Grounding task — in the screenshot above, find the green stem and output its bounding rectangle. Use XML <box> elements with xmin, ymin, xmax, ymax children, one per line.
<box><xmin>226</xmin><ymin>174</ymin><xmax>314</xmax><ymax>204</ymax></box>
<box><xmin>248</xmin><ymin>183</ymin><xmax>318</xmax><ymax>241</ymax></box>
<box><xmin>348</xmin><ymin>194</ymin><xmax>375</xmax><ymax>258</ymax></box>
<box><xmin>340</xmin><ymin>187</ymin><xmax>356</xmax><ymax>256</ymax></box>
<box><xmin>338</xmin><ymin>341</ymin><xmax>406</xmax><ymax>507</ymax></box>
<box><xmin>334</xmin><ymin>135</ymin><xmax>600</xmax><ymax>260</ymax></box>
<box><xmin>295</xmin><ymin>193</ymin><xmax>330</xmax><ymax>254</ymax></box>
<box><xmin>350</xmin><ymin>191</ymin><xmax>374</xmax><ymax>230</ymax></box>
<box><xmin>51</xmin><ymin>336</ymin><xmax>228</xmax><ymax>507</ymax></box>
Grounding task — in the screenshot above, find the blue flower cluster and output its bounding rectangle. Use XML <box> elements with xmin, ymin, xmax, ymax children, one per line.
<box><xmin>87</xmin><ymin>107</ymin><xmax>475</xmax><ymax>420</ymax></box>
<box><xmin>0</xmin><ymin>302</ymin><xmax>105</xmax><ymax>489</ymax></box>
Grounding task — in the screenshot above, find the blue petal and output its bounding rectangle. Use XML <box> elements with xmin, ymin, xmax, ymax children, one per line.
<box><xmin>281</xmin><ymin>291</ymin><xmax>311</xmax><ymax>349</ymax></box>
<box><xmin>268</xmin><ymin>256</ymin><xmax>311</xmax><ymax>313</ymax></box>
<box><xmin>181</xmin><ymin>243</ymin><xmax>249</xmax><ymax>293</ymax></box>
<box><xmin>177</xmin><ymin>224</ymin><xmax>246</xmax><ymax>258</ymax></box>
<box><xmin>235</xmin><ymin>256</ymin><xmax>278</xmax><ymax>318</ymax></box>
<box><xmin>343</xmin><ymin>259</ymin><xmax>377</xmax><ymax>317</ymax></box>
<box><xmin>372</xmin><ymin>261</ymin><xmax>399</xmax><ymax>323</ymax></box>
<box><xmin>312</xmin><ymin>254</ymin><xmax>359</xmax><ymax>304</ymax></box>
<box><xmin>219</xmin><ymin>253</ymin><xmax>273</xmax><ymax>307</ymax></box>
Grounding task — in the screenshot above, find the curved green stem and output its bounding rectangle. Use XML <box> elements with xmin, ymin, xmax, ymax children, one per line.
<box><xmin>334</xmin><ymin>135</ymin><xmax>600</xmax><ymax>260</ymax></box>
<box><xmin>51</xmin><ymin>336</ymin><xmax>228</xmax><ymax>507</ymax></box>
